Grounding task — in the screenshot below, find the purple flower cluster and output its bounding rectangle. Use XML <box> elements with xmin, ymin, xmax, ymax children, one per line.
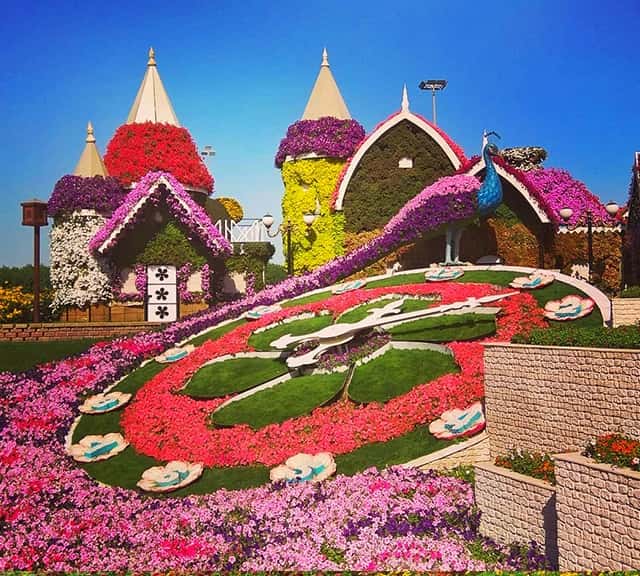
<box><xmin>89</xmin><ymin>171</ymin><xmax>232</xmax><ymax>257</ymax></box>
<box><xmin>48</xmin><ymin>175</ymin><xmax>127</xmax><ymax>218</ymax></box>
<box><xmin>316</xmin><ymin>330</ymin><xmax>391</xmax><ymax>371</ymax></box>
<box><xmin>275</xmin><ymin>117</ymin><xmax>365</xmax><ymax>168</ymax></box>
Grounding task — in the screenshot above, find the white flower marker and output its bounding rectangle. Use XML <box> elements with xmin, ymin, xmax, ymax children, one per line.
<box><xmin>137</xmin><ymin>461</ymin><xmax>204</xmax><ymax>493</ymax></box>
<box><xmin>68</xmin><ymin>433</ymin><xmax>129</xmax><ymax>462</ymax></box>
<box><xmin>270</xmin><ymin>452</ymin><xmax>336</xmax><ymax>483</ymax></box>
<box><xmin>79</xmin><ymin>391</ymin><xmax>132</xmax><ymax>414</ymax></box>
<box><xmin>155</xmin><ymin>345</ymin><xmax>195</xmax><ymax>363</ymax></box>
<box><xmin>544</xmin><ymin>295</ymin><xmax>594</xmax><ymax>321</ymax></box>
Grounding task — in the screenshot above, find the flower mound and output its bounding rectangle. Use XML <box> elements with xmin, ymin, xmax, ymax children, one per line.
<box><xmin>48</xmin><ymin>175</ymin><xmax>127</xmax><ymax>217</ymax></box>
<box><xmin>275</xmin><ymin>117</ymin><xmax>365</xmax><ymax>168</ymax></box>
<box><xmin>104</xmin><ymin>122</ymin><xmax>214</xmax><ymax>192</ymax></box>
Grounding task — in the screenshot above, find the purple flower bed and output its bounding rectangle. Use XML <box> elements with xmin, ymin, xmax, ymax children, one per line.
<box><xmin>48</xmin><ymin>175</ymin><xmax>127</xmax><ymax>217</ymax></box>
<box><xmin>275</xmin><ymin>117</ymin><xmax>365</xmax><ymax>167</ymax></box>
<box><xmin>0</xmin><ymin>171</ymin><xmax>550</xmax><ymax>571</ymax></box>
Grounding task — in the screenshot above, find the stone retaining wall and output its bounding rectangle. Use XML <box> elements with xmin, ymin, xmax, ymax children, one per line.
<box><xmin>555</xmin><ymin>453</ymin><xmax>640</xmax><ymax>571</ymax></box>
<box><xmin>403</xmin><ymin>432</ymin><xmax>490</xmax><ymax>471</ymax></box>
<box><xmin>612</xmin><ymin>297</ymin><xmax>640</xmax><ymax>327</ymax></box>
<box><xmin>474</xmin><ymin>462</ymin><xmax>558</xmax><ymax>568</ymax></box>
<box><xmin>0</xmin><ymin>322</ymin><xmax>154</xmax><ymax>342</ymax></box>
<box><xmin>483</xmin><ymin>343</ymin><xmax>640</xmax><ymax>456</ymax></box>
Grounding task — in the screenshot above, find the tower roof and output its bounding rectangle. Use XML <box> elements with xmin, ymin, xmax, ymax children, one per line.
<box><xmin>73</xmin><ymin>122</ymin><xmax>108</xmax><ymax>177</ymax></box>
<box><xmin>126</xmin><ymin>47</ymin><xmax>180</xmax><ymax>126</ymax></box>
<box><xmin>301</xmin><ymin>48</ymin><xmax>351</xmax><ymax>120</ymax></box>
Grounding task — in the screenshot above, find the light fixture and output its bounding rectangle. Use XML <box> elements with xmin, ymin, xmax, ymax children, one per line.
<box><xmin>303</xmin><ymin>212</ymin><xmax>316</xmax><ymax>227</ymax></box>
<box><xmin>200</xmin><ymin>145</ymin><xmax>215</xmax><ymax>158</ymax></box>
<box><xmin>418</xmin><ymin>79</ymin><xmax>448</xmax><ymax>125</ymax></box>
<box><xmin>605</xmin><ymin>201</ymin><xmax>619</xmax><ymax>217</ymax></box>
<box><xmin>261</xmin><ymin>214</ymin><xmax>275</xmax><ymax>229</ymax></box>
<box><xmin>559</xmin><ymin>207</ymin><xmax>574</xmax><ymax>222</ymax></box>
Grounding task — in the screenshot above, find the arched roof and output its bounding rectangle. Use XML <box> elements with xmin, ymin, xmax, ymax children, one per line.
<box><xmin>332</xmin><ymin>87</ymin><xmax>466</xmax><ymax>211</ymax></box>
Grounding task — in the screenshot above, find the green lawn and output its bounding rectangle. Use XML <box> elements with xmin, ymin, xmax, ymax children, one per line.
<box><xmin>348</xmin><ymin>348</ymin><xmax>458</xmax><ymax>403</ymax></box>
<box><xmin>282</xmin><ymin>290</ymin><xmax>333</xmax><ymax>307</ymax></box>
<box><xmin>248</xmin><ymin>314</ymin><xmax>333</xmax><ymax>350</ymax></box>
<box><xmin>183</xmin><ymin>357</ymin><xmax>289</xmax><ymax>398</ymax></box>
<box><xmin>366</xmin><ymin>272</ymin><xmax>426</xmax><ymax>289</ymax></box>
<box><xmin>389</xmin><ymin>312</ymin><xmax>496</xmax><ymax>342</ymax></box>
<box><xmin>455</xmin><ymin>270</ymin><xmax>519</xmax><ymax>285</ymax></box>
<box><xmin>186</xmin><ymin>318</ymin><xmax>247</xmax><ymax>346</ymax></box>
<box><xmin>211</xmin><ymin>371</ymin><xmax>346</xmax><ymax>429</ymax></box>
<box><xmin>0</xmin><ymin>338</ymin><xmax>105</xmax><ymax>373</ymax></box>
<box><xmin>338</xmin><ymin>296</ymin><xmax>435</xmax><ymax>324</ymax></box>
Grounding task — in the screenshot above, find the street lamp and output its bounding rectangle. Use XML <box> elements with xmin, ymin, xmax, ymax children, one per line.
<box><xmin>261</xmin><ymin>213</ymin><xmax>317</xmax><ymax>276</ymax></box>
<box><xmin>21</xmin><ymin>199</ymin><xmax>48</xmax><ymax>322</ymax></box>
<box><xmin>560</xmin><ymin>203</ymin><xmax>619</xmax><ymax>284</ymax></box>
<box><xmin>418</xmin><ymin>79</ymin><xmax>447</xmax><ymax>125</ymax></box>
<box><xmin>200</xmin><ymin>145</ymin><xmax>215</xmax><ymax>159</ymax></box>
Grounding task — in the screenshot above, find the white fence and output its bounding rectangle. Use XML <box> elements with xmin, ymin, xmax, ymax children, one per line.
<box><xmin>214</xmin><ymin>219</ymin><xmax>269</xmax><ymax>243</ymax></box>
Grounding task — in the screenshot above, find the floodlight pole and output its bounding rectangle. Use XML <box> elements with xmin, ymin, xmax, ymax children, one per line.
<box><xmin>419</xmin><ymin>80</ymin><xmax>447</xmax><ymax>125</ymax></box>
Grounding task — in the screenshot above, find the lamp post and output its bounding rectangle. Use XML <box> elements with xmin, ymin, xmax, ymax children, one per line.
<box><xmin>21</xmin><ymin>199</ymin><xmax>48</xmax><ymax>322</ymax></box>
<box><xmin>262</xmin><ymin>212</ymin><xmax>317</xmax><ymax>276</ymax></box>
<box><xmin>560</xmin><ymin>202</ymin><xmax>619</xmax><ymax>284</ymax></box>
<box><xmin>418</xmin><ymin>79</ymin><xmax>447</xmax><ymax>125</ymax></box>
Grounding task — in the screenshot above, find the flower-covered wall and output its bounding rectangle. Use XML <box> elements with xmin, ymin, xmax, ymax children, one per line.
<box><xmin>281</xmin><ymin>158</ymin><xmax>346</xmax><ymax>274</ymax></box>
<box><xmin>341</xmin><ymin>120</ymin><xmax>457</xmax><ymax>234</ymax></box>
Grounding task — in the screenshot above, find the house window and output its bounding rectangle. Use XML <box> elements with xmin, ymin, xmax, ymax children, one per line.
<box><xmin>398</xmin><ymin>157</ymin><xmax>413</xmax><ymax>169</ymax></box>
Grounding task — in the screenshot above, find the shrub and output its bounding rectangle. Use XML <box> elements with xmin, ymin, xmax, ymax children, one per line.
<box><xmin>0</xmin><ymin>285</ymin><xmax>33</xmax><ymax>322</ymax></box>
<box><xmin>512</xmin><ymin>325</ymin><xmax>640</xmax><ymax>349</ymax></box>
<box><xmin>0</xmin><ymin>265</ymin><xmax>51</xmax><ymax>291</ymax></box>
<box><xmin>620</xmin><ymin>285</ymin><xmax>640</xmax><ymax>298</ymax></box>
<box><xmin>495</xmin><ymin>449</ymin><xmax>556</xmax><ymax>484</ymax></box>
<box><xmin>583</xmin><ymin>433</ymin><xmax>640</xmax><ymax>471</ymax></box>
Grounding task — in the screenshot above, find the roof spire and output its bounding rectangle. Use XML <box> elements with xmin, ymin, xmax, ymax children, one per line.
<box><xmin>301</xmin><ymin>47</ymin><xmax>351</xmax><ymax>120</ymax></box>
<box><xmin>401</xmin><ymin>84</ymin><xmax>410</xmax><ymax>112</ymax></box>
<box><xmin>74</xmin><ymin>121</ymin><xmax>108</xmax><ymax>177</ymax></box>
<box><xmin>126</xmin><ymin>47</ymin><xmax>180</xmax><ymax>126</ymax></box>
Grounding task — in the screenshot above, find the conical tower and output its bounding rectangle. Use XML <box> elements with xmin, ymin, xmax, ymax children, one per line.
<box><xmin>276</xmin><ymin>49</ymin><xmax>364</xmax><ymax>274</ymax></box>
<box><xmin>74</xmin><ymin>122</ymin><xmax>108</xmax><ymax>177</ymax></box>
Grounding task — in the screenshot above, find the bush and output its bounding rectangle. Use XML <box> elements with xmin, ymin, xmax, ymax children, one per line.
<box><xmin>265</xmin><ymin>263</ymin><xmax>287</xmax><ymax>286</ymax></box>
<box><xmin>495</xmin><ymin>449</ymin><xmax>555</xmax><ymax>484</ymax></box>
<box><xmin>0</xmin><ymin>265</ymin><xmax>51</xmax><ymax>291</ymax></box>
<box><xmin>620</xmin><ymin>285</ymin><xmax>640</xmax><ymax>298</ymax></box>
<box><xmin>583</xmin><ymin>433</ymin><xmax>640</xmax><ymax>471</ymax></box>
<box><xmin>512</xmin><ymin>325</ymin><xmax>640</xmax><ymax>349</ymax></box>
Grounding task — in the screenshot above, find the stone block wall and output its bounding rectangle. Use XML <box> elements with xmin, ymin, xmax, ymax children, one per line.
<box><xmin>483</xmin><ymin>343</ymin><xmax>640</xmax><ymax>457</ymax></box>
<box><xmin>612</xmin><ymin>297</ymin><xmax>640</xmax><ymax>327</ymax></box>
<box><xmin>0</xmin><ymin>322</ymin><xmax>153</xmax><ymax>342</ymax></box>
<box><xmin>555</xmin><ymin>453</ymin><xmax>640</xmax><ymax>571</ymax></box>
<box><xmin>403</xmin><ymin>433</ymin><xmax>490</xmax><ymax>471</ymax></box>
<box><xmin>474</xmin><ymin>462</ymin><xmax>558</xmax><ymax>568</ymax></box>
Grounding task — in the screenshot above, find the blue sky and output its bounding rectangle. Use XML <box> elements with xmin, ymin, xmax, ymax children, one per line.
<box><xmin>1</xmin><ymin>0</ymin><xmax>638</xmax><ymax>266</ymax></box>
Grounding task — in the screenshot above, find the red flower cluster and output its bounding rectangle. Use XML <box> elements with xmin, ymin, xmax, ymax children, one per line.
<box><xmin>584</xmin><ymin>433</ymin><xmax>640</xmax><ymax>471</ymax></box>
<box><xmin>104</xmin><ymin>122</ymin><xmax>214</xmax><ymax>192</ymax></box>
<box><xmin>120</xmin><ymin>283</ymin><xmax>544</xmax><ymax>467</ymax></box>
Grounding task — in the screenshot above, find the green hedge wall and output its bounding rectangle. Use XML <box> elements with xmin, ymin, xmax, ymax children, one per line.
<box><xmin>342</xmin><ymin>120</ymin><xmax>456</xmax><ymax>232</ymax></box>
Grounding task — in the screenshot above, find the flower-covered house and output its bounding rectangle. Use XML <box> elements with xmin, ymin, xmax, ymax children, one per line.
<box><xmin>49</xmin><ymin>49</ymin><xmax>237</xmax><ymax>322</ymax></box>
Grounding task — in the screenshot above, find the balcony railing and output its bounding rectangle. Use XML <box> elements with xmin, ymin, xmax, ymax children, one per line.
<box><xmin>214</xmin><ymin>218</ymin><xmax>269</xmax><ymax>243</ymax></box>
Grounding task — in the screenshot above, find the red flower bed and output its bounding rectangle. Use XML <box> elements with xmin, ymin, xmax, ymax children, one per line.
<box><xmin>121</xmin><ymin>283</ymin><xmax>545</xmax><ymax>467</ymax></box>
<box><xmin>104</xmin><ymin>122</ymin><xmax>214</xmax><ymax>192</ymax></box>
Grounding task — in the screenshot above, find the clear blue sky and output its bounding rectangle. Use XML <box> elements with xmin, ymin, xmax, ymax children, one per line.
<box><xmin>1</xmin><ymin>0</ymin><xmax>638</xmax><ymax>266</ymax></box>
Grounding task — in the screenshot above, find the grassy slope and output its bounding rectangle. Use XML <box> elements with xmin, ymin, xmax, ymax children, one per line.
<box><xmin>248</xmin><ymin>314</ymin><xmax>333</xmax><ymax>350</ymax></box>
<box><xmin>0</xmin><ymin>339</ymin><xmax>104</xmax><ymax>373</ymax></box>
<box><xmin>212</xmin><ymin>372</ymin><xmax>346</xmax><ymax>429</ymax></box>
<box><xmin>183</xmin><ymin>357</ymin><xmax>289</xmax><ymax>398</ymax></box>
<box><xmin>338</xmin><ymin>297</ymin><xmax>434</xmax><ymax>324</ymax></box>
<box><xmin>349</xmin><ymin>348</ymin><xmax>459</xmax><ymax>403</ymax></box>
<box><xmin>389</xmin><ymin>313</ymin><xmax>496</xmax><ymax>342</ymax></box>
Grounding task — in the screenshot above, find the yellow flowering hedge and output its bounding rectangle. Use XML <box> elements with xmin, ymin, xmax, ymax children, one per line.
<box><xmin>281</xmin><ymin>158</ymin><xmax>346</xmax><ymax>274</ymax></box>
<box><xmin>218</xmin><ymin>197</ymin><xmax>244</xmax><ymax>222</ymax></box>
<box><xmin>0</xmin><ymin>285</ymin><xmax>33</xmax><ymax>322</ymax></box>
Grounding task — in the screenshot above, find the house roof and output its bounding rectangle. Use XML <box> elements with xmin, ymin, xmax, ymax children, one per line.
<box><xmin>302</xmin><ymin>48</ymin><xmax>351</xmax><ymax>120</ymax></box>
<box><xmin>126</xmin><ymin>48</ymin><xmax>180</xmax><ymax>126</ymax></box>
<box><xmin>90</xmin><ymin>171</ymin><xmax>231</xmax><ymax>257</ymax></box>
<box><xmin>73</xmin><ymin>122</ymin><xmax>108</xmax><ymax>177</ymax></box>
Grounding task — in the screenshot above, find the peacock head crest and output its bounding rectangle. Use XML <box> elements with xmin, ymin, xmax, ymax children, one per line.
<box><xmin>482</xmin><ymin>130</ymin><xmax>501</xmax><ymax>157</ymax></box>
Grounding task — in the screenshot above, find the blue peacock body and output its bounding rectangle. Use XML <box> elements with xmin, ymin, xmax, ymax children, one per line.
<box><xmin>477</xmin><ymin>137</ymin><xmax>503</xmax><ymax>216</ymax></box>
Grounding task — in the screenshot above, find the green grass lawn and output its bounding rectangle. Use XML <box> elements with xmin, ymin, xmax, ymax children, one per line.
<box><xmin>186</xmin><ymin>318</ymin><xmax>247</xmax><ymax>346</ymax></box>
<box><xmin>389</xmin><ymin>312</ymin><xmax>496</xmax><ymax>342</ymax></box>
<box><xmin>282</xmin><ymin>290</ymin><xmax>333</xmax><ymax>307</ymax></box>
<box><xmin>348</xmin><ymin>348</ymin><xmax>458</xmax><ymax>403</ymax></box>
<box><xmin>366</xmin><ymin>272</ymin><xmax>426</xmax><ymax>289</ymax></box>
<box><xmin>248</xmin><ymin>314</ymin><xmax>334</xmax><ymax>350</ymax></box>
<box><xmin>182</xmin><ymin>357</ymin><xmax>289</xmax><ymax>398</ymax></box>
<box><xmin>338</xmin><ymin>296</ymin><xmax>435</xmax><ymax>324</ymax></box>
<box><xmin>0</xmin><ymin>338</ymin><xmax>105</xmax><ymax>373</ymax></box>
<box><xmin>211</xmin><ymin>371</ymin><xmax>346</xmax><ymax>429</ymax></box>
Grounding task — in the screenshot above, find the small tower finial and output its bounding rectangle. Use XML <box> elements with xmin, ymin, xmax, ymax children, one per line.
<box><xmin>148</xmin><ymin>47</ymin><xmax>156</xmax><ymax>66</ymax></box>
<box><xmin>401</xmin><ymin>84</ymin><xmax>410</xmax><ymax>112</ymax></box>
<box><xmin>321</xmin><ymin>47</ymin><xmax>329</xmax><ymax>67</ymax></box>
<box><xmin>86</xmin><ymin>121</ymin><xmax>96</xmax><ymax>143</ymax></box>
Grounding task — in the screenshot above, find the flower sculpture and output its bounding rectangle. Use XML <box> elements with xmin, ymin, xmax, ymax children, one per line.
<box><xmin>245</xmin><ymin>304</ymin><xmax>282</xmax><ymax>320</ymax></box>
<box><xmin>332</xmin><ymin>279</ymin><xmax>367</xmax><ymax>294</ymax></box>
<box><xmin>425</xmin><ymin>268</ymin><xmax>464</xmax><ymax>282</ymax></box>
<box><xmin>269</xmin><ymin>452</ymin><xmax>336</xmax><ymax>484</ymax></box>
<box><xmin>543</xmin><ymin>295</ymin><xmax>594</xmax><ymax>321</ymax></box>
<box><xmin>136</xmin><ymin>461</ymin><xmax>204</xmax><ymax>493</ymax></box>
<box><xmin>429</xmin><ymin>401</ymin><xmax>485</xmax><ymax>440</ymax></box>
<box><xmin>68</xmin><ymin>433</ymin><xmax>129</xmax><ymax>462</ymax></box>
<box><xmin>155</xmin><ymin>345</ymin><xmax>195</xmax><ymax>364</ymax></box>
<box><xmin>79</xmin><ymin>391</ymin><xmax>132</xmax><ymax>414</ymax></box>
<box><xmin>509</xmin><ymin>272</ymin><xmax>555</xmax><ymax>290</ymax></box>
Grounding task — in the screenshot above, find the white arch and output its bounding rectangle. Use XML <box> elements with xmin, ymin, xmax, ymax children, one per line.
<box><xmin>466</xmin><ymin>160</ymin><xmax>551</xmax><ymax>224</ymax></box>
<box><xmin>333</xmin><ymin>109</ymin><xmax>463</xmax><ymax>211</ymax></box>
